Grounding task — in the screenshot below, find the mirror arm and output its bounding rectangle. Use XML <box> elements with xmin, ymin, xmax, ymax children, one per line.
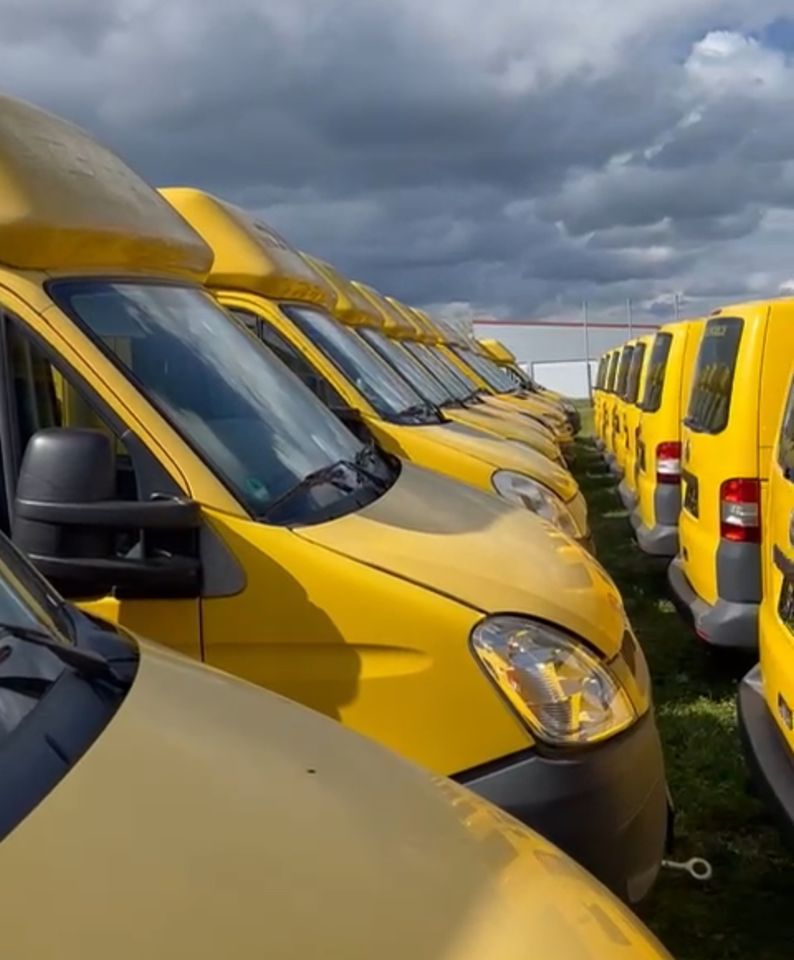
<box><xmin>29</xmin><ymin>553</ymin><xmax>201</xmax><ymax>598</ymax></box>
<box><xmin>15</xmin><ymin>498</ymin><xmax>201</xmax><ymax>530</ymax></box>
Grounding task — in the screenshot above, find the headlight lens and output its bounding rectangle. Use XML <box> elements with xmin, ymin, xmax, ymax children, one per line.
<box><xmin>492</xmin><ymin>471</ymin><xmax>580</xmax><ymax>538</ymax></box>
<box><xmin>471</xmin><ymin>616</ymin><xmax>635</xmax><ymax>745</ymax></box>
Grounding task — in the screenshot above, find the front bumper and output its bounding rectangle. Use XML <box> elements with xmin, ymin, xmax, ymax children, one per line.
<box><xmin>618</xmin><ymin>478</ymin><xmax>638</xmax><ymax>512</ymax></box>
<box><xmin>630</xmin><ymin>510</ymin><xmax>679</xmax><ymax>557</ymax></box>
<box><xmin>454</xmin><ymin>712</ymin><xmax>668</xmax><ymax>904</ymax></box>
<box><xmin>667</xmin><ymin>556</ymin><xmax>758</xmax><ymax>649</ymax></box>
<box><xmin>738</xmin><ymin>665</ymin><xmax>794</xmax><ymax>845</ymax></box>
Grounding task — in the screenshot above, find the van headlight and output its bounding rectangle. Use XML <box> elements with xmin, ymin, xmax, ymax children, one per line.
<box><xmin>492</xmin><ymin>471</ymin><xmax>580</xmax><ymax>538</ymax></box>
<box><xmin>471</xmin><ymin>616</ymin><xmax>635</xmax><ymax>745</ymax></box>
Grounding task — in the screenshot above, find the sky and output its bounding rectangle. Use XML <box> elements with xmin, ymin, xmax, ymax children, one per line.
<box><xmin>4</xmin><ymin>0</ymin><xmax>794</xmax><ymax>324</ymax></box>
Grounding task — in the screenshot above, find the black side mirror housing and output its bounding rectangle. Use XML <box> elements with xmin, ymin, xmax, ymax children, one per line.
<box><xmin>13</xmin><ymin>428</ymin><xmax>201</xmax><ymax>600</ymax></box>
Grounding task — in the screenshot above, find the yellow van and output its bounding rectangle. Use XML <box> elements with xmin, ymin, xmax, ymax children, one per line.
<box><xmin>479</xmin><ymin>337</ymin><xmax>581</xmax><ymax>434</ymax></box>
<box><xmin>401</xmin><ymin>308</ymin><xmax>574</xmax><ymax>444</ymax></box>
<box><xmin>617</xmin><ymin>335</ymin><xmax>654</xmax><ymax>511</ymax></box>
<box><xmin>739</xmin><ymin>369</ymin><xmax>794</xmax><ymax>839</ymax></box>
<box><xmin>631</xmin><ymin>320</ymin><xmax>704</xmax><ymax>556</ymax></box>
<box><xmin>600</xmin><ymin>349</ymin><xmax>622</xmax><ymax>455</ymax></box>
<box><xmin>669</xmin><ymin>302</ymin><xmax>794</xmax><ymax>648</ymax></box>
<box><xmin>0</xmin><ymin>527</ymin><xmax>674</xmax><ymax>959</ymax></box>
<box><xmin>0</xmin><ymin>97</ymin><xmax>668</xmax><ymax>901</ymax></box>
<box><xmin>162</xmin><ymin>192</ymin><xmax>596</xmax><ymax>546</ymax></box>
<box><xmin>607</xmin><ymin>341</ymin><xmax>637</xmax><ymax>475</ymax></box>
<box><xmin>594</xmin><ymin>350</ymin><xmax>611</xmax><ymax>448</ymax></box>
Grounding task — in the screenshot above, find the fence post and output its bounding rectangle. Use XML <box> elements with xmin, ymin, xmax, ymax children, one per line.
<box><xmin>582</xmin><ymin>300</ymin><xmax>592</xmax><ymax>399</ymax></box>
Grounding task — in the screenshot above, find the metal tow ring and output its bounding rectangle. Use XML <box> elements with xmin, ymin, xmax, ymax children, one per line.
<box><xmin>661</xmin><ymin>857</ymin><xmax>713</xmax><ymax>881</ymax></box>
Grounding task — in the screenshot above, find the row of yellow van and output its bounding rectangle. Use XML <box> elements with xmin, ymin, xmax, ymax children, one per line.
<box><xmin>593</xmin><ymin>308</ymin><xmax>794</xmax><ymax>842</ymax></box>
<box><xmin>0</xmin><ymin>94</ymin><xmax>676</xmax><ymax>956</ymax></box>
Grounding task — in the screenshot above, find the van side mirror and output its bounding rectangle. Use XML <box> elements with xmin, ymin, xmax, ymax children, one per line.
<box><xmin>12</xmin><ymin>428</ymin><xmax>201</xmax><ymax>600</ymax></box>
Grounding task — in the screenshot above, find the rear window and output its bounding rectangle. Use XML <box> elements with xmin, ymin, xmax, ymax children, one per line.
<box><xmin>778</xmin><ymin>378</ymin><xmax>794</xmax><ymax>476</ymax></box>
<box><xmin>606</xmin><ymin>352</ymin><xmax>620</xmax><ymax>392</ymax></box>
<box><xmin>596</xmin><ymin>357</ymin><xmax>607</xmax><ymax>389</ymax></box>
<box><xmin>616</xmin><ymin>346</ymin><xmax>635</xmax><ymax>398</ymax></box>
<box><xmin>625</xmin><ymin>343</ymin><xmax>647</xmax><ymax>403</ymax></box>
<box><xmin>686</xmin><ymin>317</ymin><xmax>743</xmax><ymax>434</ymax></box>
<box><xmin>641</xmin><ymin>333</ymin><xmax>673</xmax><ymax>413</ymax></box>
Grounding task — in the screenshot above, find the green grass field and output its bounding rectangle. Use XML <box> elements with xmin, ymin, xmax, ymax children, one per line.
<box><xmin>572</xmin><ymin>404</ymin><xmax>793</xmax><ymax>960</ymax></box>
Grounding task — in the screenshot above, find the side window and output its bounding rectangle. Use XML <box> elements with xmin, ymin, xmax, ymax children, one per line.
<box><xmin>778</xmin><ymin>378</ymin><xmax>794</xmax><ymax>478</ymax></box>
<box><xmin>5</xmin><ymin>319</ymin><xmax>141</xmax><ymax>505</ymax></box>
<box><xmin>229</xmin><ymin>309</ymin><xmax>348</xmax><ymax>412</ymax></box>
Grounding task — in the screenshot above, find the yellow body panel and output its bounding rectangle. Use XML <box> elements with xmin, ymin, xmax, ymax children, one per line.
<box><xmin>680</xmin><ymin>302</ymin><xmax>793</xmax><ymax>605</ymax></box>
<box><xmin>601</xmin><ymin>349</ymin><xmax>622</xmax><ymax>454</ymax></box>
<box><xmin>760</xmin><ymin>380</ymin><xmax>794</xmax><ymax>752</ymax></box>
<box><xmin>612</xmin><ymin>340</ymin><xmax>638</xmax><ymax>471</ymax></box>
<box><xmin>3</xmin><ymin>639</ymin><xmax>671</xmax><ymax>960</ymax></box>
<box><xmin>622</xmin><ymin>336</ymin><xmax>654</xmax><ymax>496</ymax></box>
<box><xmin>636</xmin><ymin>321</ymin><xmax>703</xmax><ymax>532</ymax></box>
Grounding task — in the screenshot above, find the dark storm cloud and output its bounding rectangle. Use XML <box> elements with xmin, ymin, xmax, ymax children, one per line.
<box><xmin>1</xmin><ymin>0</ymin><xmax>794</xmax><ymax>321</ymax></box>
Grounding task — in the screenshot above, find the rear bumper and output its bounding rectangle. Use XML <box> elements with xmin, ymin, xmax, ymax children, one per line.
<box><xmin>618</xmin><ymin>478</ymin><xmax>638</xmax><ymax>512</ymax></box>
<box><xmin>738</xmin><ymin>665</ymin><xmax>794</xmax><ymax>845</ymax></box>
<box><xmin>630</xmin><ymin>510</ymin><xmax>679</xmax><ymax>557</ymax></box>
<box><xmin>667</xmin><ymin>556</ymin><xmax>758</xmax><ymax>649</ymax></box>
<box><xmin>455</xmin><ymin>712</ymin><xmax>668</xmax><ymax>904</ymax></box>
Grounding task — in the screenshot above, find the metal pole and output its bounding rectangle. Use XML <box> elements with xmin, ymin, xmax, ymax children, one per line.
<box><xmin>627</xmin><ymin>298</ymin><xmax>633</xmax><ymax>338</ymax></box>
<box><xmin>582</xmin><ymin>300</ymin><xmax>593</xmax><ymax>398</ymax></box>
<box><xmin>674</xmin><ymin>293</ymin><xmax>680</xmax><ymax>321</ymax></box>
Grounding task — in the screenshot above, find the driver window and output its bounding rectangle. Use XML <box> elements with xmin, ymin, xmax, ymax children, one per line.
<box><xmin>5</xmin><ymin>319</ymin><xmax>139</xmax><ymax>503</ymax></box>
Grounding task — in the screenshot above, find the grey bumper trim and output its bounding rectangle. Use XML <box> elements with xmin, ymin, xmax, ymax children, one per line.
<box><xmin>667</xmin><ymin>556</ymin><xmax>758</xmax><ymax>649</ymax></box>
<box><xmin>630</xmin><ymin>509</ymin><xmax>679</xmax><ymax>557</ymax></box>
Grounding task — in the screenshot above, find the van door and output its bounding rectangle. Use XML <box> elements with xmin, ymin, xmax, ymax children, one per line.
<box><xmin>759</xmin><ymin>303</ymin><xmax>794</xmax><ymax>478</ymax></box>
<box><xmin>0</xmin><ymin>311</ymin><xmax>203</xmax><ymax>659</ymax></box>
<box><xmin>761</xmin><ymin>377</ymin><xmax>794</xmax><ymax>751</ymax></box>
<box><xmin>679</xmin><ymin>312</ymin><xmax>759</xmax><ymax>607</ymax></box>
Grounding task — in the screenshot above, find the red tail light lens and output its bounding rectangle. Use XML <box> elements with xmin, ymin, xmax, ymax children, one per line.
<box><xmin>720</xmin><ymin>478</ymin><xmax>760</xmax><ymax>542</ymax></box>
<box><xmin>656</xmin><ymin>441</ymin><xmax>681</xmax><ymax>485</ymax></box>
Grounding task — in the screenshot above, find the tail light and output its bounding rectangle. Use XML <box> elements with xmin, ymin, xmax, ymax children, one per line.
<box><xmin>656</xmin><ymin>441</ymin><xmax>681</xmax><ymax>485</ymax></box>
<box><xmin>720</xmin><ymin>478</ymin><xmax>760</xmax><ymax>543</ymax></box>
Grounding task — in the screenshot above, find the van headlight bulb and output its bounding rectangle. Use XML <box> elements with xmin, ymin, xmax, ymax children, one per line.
<box><xmin>471</xmin><ymin>616</ymin><xmax>635</xmax><ymax>745</ymax></box>
<box><xmin>491</xmin><ymin>471</ymin><xmax>580</xmax><ymax>539</ymax></box>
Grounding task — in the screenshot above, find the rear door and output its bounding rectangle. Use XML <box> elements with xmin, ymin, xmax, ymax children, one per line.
<box><xmin>760</xmin><ymin>375</ymin><xmax>794</xmax><ymax>750</ymax></box>
<box><xmin>759</xmin><ymin>303</ymin><xmax>794</xmax><ymax>481</ymax></box>
<box><xmin>679</xmin><ymin>313</ymin><xmax>756</xmax><ymax>604</ymax></box>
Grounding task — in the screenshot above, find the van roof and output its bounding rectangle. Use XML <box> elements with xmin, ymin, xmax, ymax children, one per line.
<box><xmin>480</xmin><ymin>338</ymin><xmax>516</xmax><ymax>364</ymax></box>
<box><xmin>307</xmin><ymin>259</ymin><xmax>381</xmax><ymax>327</ymax></box>
<box><xmin>0</xmin><ymin>95</ymin><xmax>211</xmax><ymax>280</ymax></box>
<box><xmin>160</xmin><ymin>188</ymin><xmax>334</xmax><ymax>308</ymax></box>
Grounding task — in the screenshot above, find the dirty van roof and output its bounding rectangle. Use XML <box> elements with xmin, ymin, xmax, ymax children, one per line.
<box><xmin>306</xmin><ymin>257</ymin><xmax>381</xmax><ymax>327</ymax></box>
<box><xmin>480</xmin><ymin>339</ymin><xmax>516</xmax><ymax>364</ymax></box>
<box><xmin>160</xmin><ymin>188</ymin><xmax>334</xmax><ymax>308</ymax></box>
<box><xmin>0</xmin><ymin>95</ymin><xmax>210</xmax><ymax>280</ymax></box>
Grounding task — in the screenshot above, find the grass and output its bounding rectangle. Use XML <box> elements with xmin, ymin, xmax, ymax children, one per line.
<box><xmin>571</xmin><ymin>403</ymin><xmax>794</xmax><ymax>960</ymax></box>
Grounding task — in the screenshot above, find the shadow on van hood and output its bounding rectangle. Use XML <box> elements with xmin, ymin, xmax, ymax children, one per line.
<box><xmin>1</xmin><ymin>640</ymin><xmax>670</xmax><ymax>959</ymax></box>
<box><xmin>297</xmin><ymin>463</ymin><xmax>623</xmax><ymax>658</ymax></box>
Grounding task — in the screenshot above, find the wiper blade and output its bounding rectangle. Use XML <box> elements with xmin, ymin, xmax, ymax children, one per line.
<box><xmin>353</xmin><ymin>443</ymin><xmax>390</xmax><ymax>492</ymax></box>
<box><xmin>398</xmin><ymin>402</ymin><xmax>438</xmax><ymax>422</ymax></box>
<box><xmin>0</xmin><ymin>622</ymin><xmax>128</xmax><ymax>688</ymax></box>
<box><xmin>261</xmin><ymin>461</ymin><xmax>358</xmax><ymax>521</ymax></box>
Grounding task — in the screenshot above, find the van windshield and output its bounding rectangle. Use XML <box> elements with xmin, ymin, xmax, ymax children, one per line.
<box><xmin>616</xmin><ymin>346</ymin><xmax>635</xmax><ymax>397</ymax></box>
<box><xmin>641</xmin><ymin>334</ymin><xmax>673</xmax><ymax>413</ymax></box>
<box><xmin>357</xmin><ymin>329</ymin><xmax>450</xmax><ymax>407</ymax></box>
<box><xmin>685</xmin><ymin>317</ymin><xmax>743</xmax><ymax>435</ymax></box>
<box><xmin>625</xmin><ymin>342</ymin><xmax>647</xmax><ymax>404</ymax></box>
<box><xmin>452</xmin><ymin>346</ymin><xmax>517</xmax><ymax>393</ymax></box>
<box><xmin>406</xmin><ymin>343</ymin><xmax>476</xmax><ymax>400</ymax></box>
<box><xmin>283</xmin><ymin>306</ymin><xmax>440</xmax><ymax>425</ymax></box>
<box><xmin>778</xmin><ymin>379</ymin><xmax>794</xmax><ymax>476</ymax></box>
<box><xmin>50</xmin><ymin>281</ymin><xmax>386</xmax><ymax>521</ymax></box>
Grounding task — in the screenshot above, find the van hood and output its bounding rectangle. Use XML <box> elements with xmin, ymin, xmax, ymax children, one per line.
<box><xmin>297</xmin><ymin>463</ymin><xmax>623</xmax><ymax>657</ymax></box>
<box><xmin>417</xmin><ymin>420</ymin><xmax>576</xmax><ymax>500</ymax></box>
<box><xmin>1</xmin><ymin>642</ymin><xmax>669</xmax><ymax>959</ymax></box>
<box><xmin>451</xmin><ymin>404</ymin><xmax>562</xmax><ymax>459</ymax></box>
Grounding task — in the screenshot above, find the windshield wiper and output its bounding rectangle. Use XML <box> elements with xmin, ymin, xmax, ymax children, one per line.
<box><xmin>0</xmin><ymin>622</ymin><xmax>129</xmax><ymax>688</ymax></box>
<box><xmin>261</xmin><ymin>461</ymin><xmax>360</xmax><ymax>521</ymax></box>
<box><xmin>398</xmin><ymin>402</ymin><xmax>439</xmax><ymax>423</ymax></box>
